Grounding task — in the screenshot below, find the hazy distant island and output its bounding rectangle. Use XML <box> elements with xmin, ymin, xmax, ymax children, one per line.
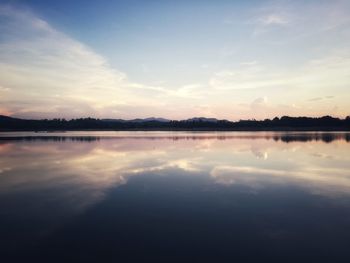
<box><xmin>1</xmin><ymin>115</ymin><xmax>350</xmax><ymax>131</ymax></box>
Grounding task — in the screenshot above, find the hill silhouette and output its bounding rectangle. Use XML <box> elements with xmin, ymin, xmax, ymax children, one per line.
<box><xmin>0</xmin><ymin>115</ymin><xmax>350</xmax><ymax>131</ymax></box>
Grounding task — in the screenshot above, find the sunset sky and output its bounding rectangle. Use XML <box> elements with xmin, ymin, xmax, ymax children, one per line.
<box><xmin>0</xmin><ymin>0</ymin><xmax>349</xmax><ymax>120</ymax></box>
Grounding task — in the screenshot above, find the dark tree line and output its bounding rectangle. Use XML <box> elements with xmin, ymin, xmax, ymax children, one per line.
<box><xmin>0</xmin><ymin>115</ymin><xmax>350</xmax><ymax>131</ymax></box>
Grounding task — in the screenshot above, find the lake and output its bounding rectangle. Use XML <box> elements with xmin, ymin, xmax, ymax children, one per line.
<box><xmin>1</xmin><ymin>131</ymin><xmax>350</xmax><ymax>262</ymax></box>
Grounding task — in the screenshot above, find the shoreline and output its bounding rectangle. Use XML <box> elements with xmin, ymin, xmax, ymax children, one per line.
<box><xmin>1</xmin><ymin>128</ymin><xmax>350</xmax><ymax>132</ymax></box>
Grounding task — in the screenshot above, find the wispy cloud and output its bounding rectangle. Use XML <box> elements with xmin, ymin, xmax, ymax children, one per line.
<box><xmin>209</xmin><ymin>51</ymin><xmax>350</xmax><ymax>92</ymax></box>
<box><xmin>0</xmin><ymin>5</ymin><xmax>131</xmax><ymax>117</ymax></box>
<box><xmin>0</xmin><ymin>2</ymin><xmax>349</xmax><ymax>120</ymax></box>
<box><xmin>206</xmin><ymin>50</ymin><xmax>350</xmax><ymax>118</ymax></box>
<box><xmin>0</xmin><ymin>5</ymin><xmax>216</xmax><ymax>119</ymax></box>
<box><xmin>251</xmin><ymin>96</ymin><xmax>268</xmax><ymax>110</ymax></box>
<box><xmin>308</xmin><ymin>96</ymin><xmax>334</xmax><ymax>102</ymax></box>
<box><xmin>0</xmin><ymin>5</ymin><xmax>184</xmax><ymax>119</ymax></box>
<box><xmin>259</xmin><ymin>14</ymin><xmax>288</xmax><ymax>26</ymax></box>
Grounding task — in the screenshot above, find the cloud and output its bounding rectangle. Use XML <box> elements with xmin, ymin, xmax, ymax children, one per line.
<box><xmin>249</xmin><ymin>97</ymin><xmax>273</xmax><ymax>119</ymax></box>
<box><xmin>204</xmin><ymin>48</ymin><xmax>350</xmax><ymax>118</ymax></box>
<box><xmin>0</xmin><ymin>5</ymin><xmax>185</xmax><ymax>119</ymax></box>
<box><xmin>240</xmin><ymin>61</ymin><xmax>258</xmax><ymax>66</ymax></box>
<box><xmin>0</xmin><ymin>6</ymin><xmax>214</xmax><ymax>119</ymax></box>
<box><xmin>251</xmin><ymin>96</ymin><xmax>268</xmax><ymax>110</ymax></box>
<box><xmin>208</xmin><ymin>63</ymin><xmax>286</xmax><ymax>90</ymax></box>
<box><xmin>209</xmin><ymin>50</ymin><xmax>350</xmax><ymax>92</ymax></box>
<box><xmin>0</xmin><ymin>5</ymin><xmax>134</xmax><ymax>117</ymax></box>
<box><xmin>250</xmin><ymin>6</ymin><xmax>291</xmax><ymax>37</ymax></box>
<box><xmin>209</xmin><ymin>66</ymin><xmax>284</xmax><ymax>91</ymax></box>
<box><xmin>0</xmin><ymin>3</ymin><xmax>349</xmax><ymax>120</ymax></box>
<box><xmin>260</xmin><ymin>14</ymin><xmax>288</xmax><ymax>26</ymax></box>
<box><xmin>308</xmin><ymin>97</ymin><xmax>323</xmax><ymax>102</ymax></box>
<box><xmin>0</xmin><ymin>85</ymin><xmax>10</xmax><ymax>92</ymax></box>
<box><xmin>308</xmin><ymin>96</ymin><xmax>334</xmax><ymax>102</ymax></box>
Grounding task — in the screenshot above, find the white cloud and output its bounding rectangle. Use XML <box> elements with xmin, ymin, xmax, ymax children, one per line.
<box><xmin>0</xmin><ymin>6</ymin><xmax>215</xmax><ymax>119</ymax></box>
<box><xmin>260</xmin><ymin>14</ymin><xmax>288</xmax><ymax>26</ymax></box>
<box><xmin>0</xmin><ymin>5</ymin><xmax>177</xmax><ymax>118</ymax></box>
<box><xmin>208</xmin><ymin>64</ymin><xmax>286</xmax><ymax>91</ymax></box>
<box><xmin>0</xmin><ymin>5</ymin><xmax>133</xmax><ymax>117</ymax></box>
<box><xmin>0</xmin><ymin>2</ymin><xmax>349</xmax><ymax>120</ymax></box>
<box><xmin>206</xmin><ymin>50</ymin><xmax>350</xmax><ymax>118</ymax></box>
<box><xmin>209</xmin><ymin>50</ymin><xmax>350</xmax><ymax>92</ymax></box>
<box><xmin>251</xmin><ymin>96</ymin><xmax>268</xmax><ymax>111</ymax></box>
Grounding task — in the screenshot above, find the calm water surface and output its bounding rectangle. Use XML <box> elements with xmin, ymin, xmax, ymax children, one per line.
<box><xmin>1</xmin><ymin>131</ymin><xmax>350</xmax><ymax>262</ymax></box>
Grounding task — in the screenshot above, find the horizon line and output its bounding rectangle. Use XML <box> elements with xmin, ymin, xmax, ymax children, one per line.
<box><xmin>2</xmin><ymin>114</ymin><xmax>349</xmax><ymax>122</ymax></box>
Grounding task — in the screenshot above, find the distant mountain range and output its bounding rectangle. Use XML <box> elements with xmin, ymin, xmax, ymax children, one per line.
<box><xmin>0</xmin><ymin>115</ymin><xmax>349</xmax><ymax>131</ymax></box>
<box><xmin>100</xmin><ymin>117</ymin><xmax>226</xmax><ymax>123</ymax></box>
<box><xmin>101</xmin><ymin>117</ymin><xmax>172</xmax><ymax>123</ymax></box>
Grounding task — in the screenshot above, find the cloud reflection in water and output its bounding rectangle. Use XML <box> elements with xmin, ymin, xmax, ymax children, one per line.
<box><xmin>0</xmin><ymin>131</ymin><xmax>350</xmax><ymax>213</ymax></box>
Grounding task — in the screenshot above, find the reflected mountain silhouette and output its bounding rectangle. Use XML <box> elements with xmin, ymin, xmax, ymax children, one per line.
<box><xmin>0</xmin><ymin>132</ymin><xmax>349</xmax><ymax>143</ymax></box>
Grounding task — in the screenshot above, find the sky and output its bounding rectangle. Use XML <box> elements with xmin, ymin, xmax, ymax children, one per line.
<box><xmin>0</xmin><ymin>0</ymin><xmax>349</xmax><ymax>120</ymax></box>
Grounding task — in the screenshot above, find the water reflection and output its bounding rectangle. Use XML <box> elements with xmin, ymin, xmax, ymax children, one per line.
<box><xmin>1</xmin><ymin>132</ymin><xmax>350</xmax><ymax>211</ymax></box>
<box><xmin>1</xmin><ymin>132</ymin><xmax>350</xmax><ymax>262</ymax></box>
<box><xmin>0</xmin><ymin>131</ymin><xmax>350</xmax><ymax>143</ymax></box>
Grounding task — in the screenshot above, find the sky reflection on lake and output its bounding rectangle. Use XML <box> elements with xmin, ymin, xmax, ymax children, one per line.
<box><xmin>1</xmin><ymin>132</ymin><xmax>350</xmax><ymax>262</ymax></box>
